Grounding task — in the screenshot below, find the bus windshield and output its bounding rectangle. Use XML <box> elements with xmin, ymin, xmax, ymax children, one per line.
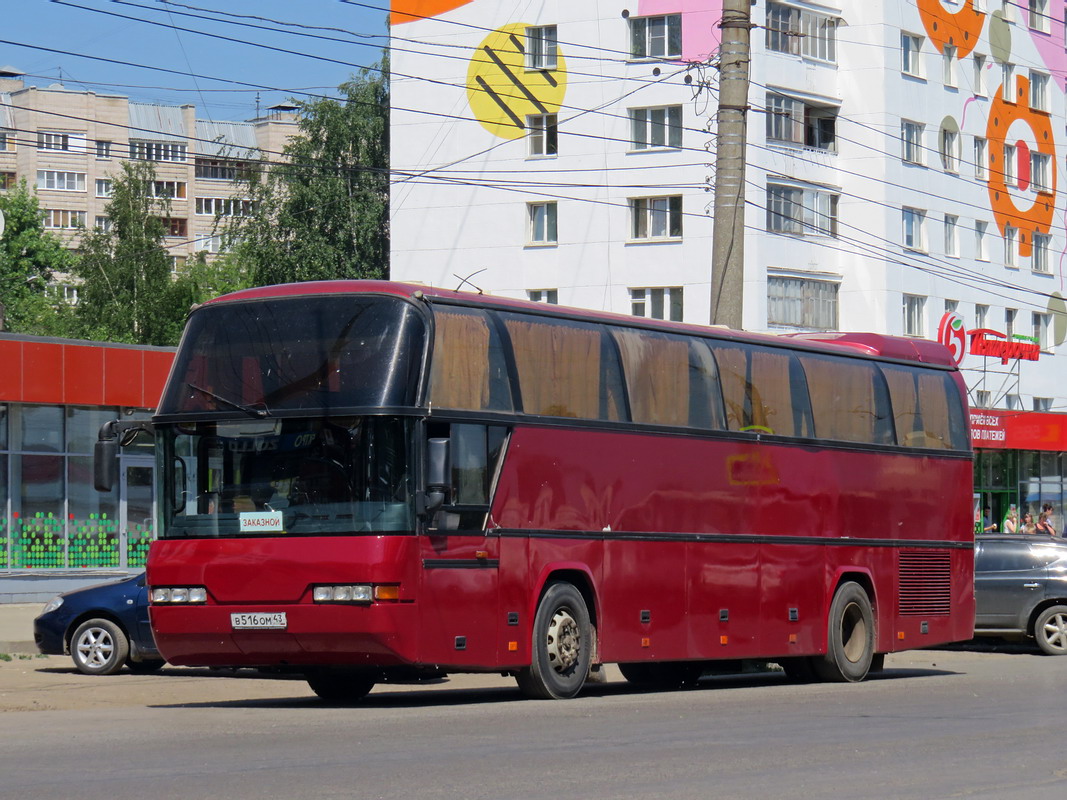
<box><xmin>160</xmin><ymin>416</ymin><xmax>415</xmax><ymax>538</ymax></box>
<box><xmin>157</xmin><ymin>295</ymin><xmax>425</xmax><ymax>417</ymax></box>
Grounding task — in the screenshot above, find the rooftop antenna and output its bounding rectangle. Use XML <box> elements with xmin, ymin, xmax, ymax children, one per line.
<box><xmin>255</xmin><ymin>92</ymin><xmax>260</xmax><ymax>119</ymax></box>
<box><xmin>453</xmin><ymin>269</ymin><xmax>486</xmax><ymax>294</ymax></box>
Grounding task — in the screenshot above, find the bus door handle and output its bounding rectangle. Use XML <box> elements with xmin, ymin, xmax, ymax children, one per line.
<box><xmin>1022</xmin><ymin>583</ymin><xmax>1041</xmax><ymax>588</ymax></box>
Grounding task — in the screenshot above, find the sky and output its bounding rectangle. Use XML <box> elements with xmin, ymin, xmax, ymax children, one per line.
<box><xmin>2</xmin><ymin>0</ymin><xmax>390</xmax><ymax>121</ymax></box>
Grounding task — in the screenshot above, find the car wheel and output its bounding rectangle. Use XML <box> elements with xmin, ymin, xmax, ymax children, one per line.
<box><xmin>126</xmin><ymin>658</ymin><xmax>166</xmax><ymax>673</ymax></box>
<box><xmin>1034</xmin><ymin>605</ymin><xmax>1067</xmax><ymax>655</ymax></box>
<box><xmin>71</xmin><ymin>618</ymin><xmax>129</xmax><ymax>676</ymax></box>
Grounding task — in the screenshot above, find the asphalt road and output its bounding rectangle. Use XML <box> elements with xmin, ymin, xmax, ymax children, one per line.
<box><xmin>2</xmin><ymin>647</ymin><xmax>1066</xmax><ymax>800</ymax></box>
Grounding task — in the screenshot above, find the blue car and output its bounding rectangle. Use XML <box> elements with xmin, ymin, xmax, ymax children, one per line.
<box><xmin>34</xmin><ymin>573</ymin><xmax>165</xmax><ymax>675</ymax></box>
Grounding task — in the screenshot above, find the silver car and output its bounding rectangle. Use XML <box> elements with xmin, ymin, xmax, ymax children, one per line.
<box><xmin>974</xmin><ymin>534</ymin><xmax>1067</xmax><ymax>655</ymax></box>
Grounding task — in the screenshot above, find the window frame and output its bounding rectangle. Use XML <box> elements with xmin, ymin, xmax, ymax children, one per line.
<box><xmin>527</xmin><ymin>201</ymin><xmax>558</xmax><ymax>245</ymax></box>
<box><xmin>766</xmin><ymin>274</ymin><xmax>840</xmax><ymax>330</ymax></box>
<box><xmin>527</xmin><ymin>113</ymin><xmax>558</xmax><ymax>157</ymax></box>
<box><xmin>630</xmin><ymin>105</ymin><xmax>683</xmax><ymax>151</ymax></box>
<box><xmin>525</xmin><ymin>25</ymin><xmax>558</xmax><ymax>71</ymax></box>
<box><xmin>630</xmin><ymin>286</ymin><xmax>684</xmax><ymax>322</ymax></box>
<box><xmin>901</xmin><ymin>33</ymin><xmax>924</xmax><ymax>78</ymax></box>
<box><xmin>629</xmin><ymin>14</ymin><xmax>682</xmax><ymax>60</ymax></box>
<box><xmin>902</xmin><ymin>207</ymin><xmax>926</xmax><ymax>251</ymax></box>
<box><xmin>902</xmin><ymin>294</ymin><xmax>927</xmax><ymax>337</ymax></box>
<box><xmin>630</xmin><ymin>195</ymin><xmax>683</xmax><ymax>241</ymax></box>
<box><xmin>901</xmin><ymin>120</ymin><xmax>925</xmax><ymax>165</ymax></box>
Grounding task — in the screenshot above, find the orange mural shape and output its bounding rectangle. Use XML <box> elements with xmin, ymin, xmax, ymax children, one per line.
<box><xmin>986</xmin><ymin>75</ymin><xmax>1057</xmax><ymax>258</ymax></box>
<box><xmin>391</xmin><ymin>0</ymin><xmax>473</xmax><ymax>25</ymax></box>
<box><xmin>916</xmin><ymin>0</ymin><xmax>985</xmax><ymax>59</ymax></box>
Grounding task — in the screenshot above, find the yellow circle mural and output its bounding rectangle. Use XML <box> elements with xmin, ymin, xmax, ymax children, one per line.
<box><xmin>467</xmin><ymin>24</ymin><xmax>568</xmax><ymax>139</ymax></box>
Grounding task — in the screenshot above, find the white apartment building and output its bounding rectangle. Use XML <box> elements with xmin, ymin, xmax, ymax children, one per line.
<box><xmin>0</xmin><ymin>68</ymin><xmax>297</xmax><ymax>272</ymax></box>
<box><xmin>390</xmin><ymin>0</ymin><xmax>1067</xmax><ymax>524</ymax></box>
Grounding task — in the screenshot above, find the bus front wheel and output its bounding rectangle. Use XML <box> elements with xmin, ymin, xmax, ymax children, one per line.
<box><xmin>517</xmin><ymin>582</ymin><xmax>591</xmax><ymax>699</ymax></box>
<box><xmin>814</xmin><ymin>581</ymin><xmax>874</xmax><ymax>682</ymax></box>
<box><xmin>305</xmin><ymin>670</ymin><xmax>376</xmax><ymax>703</ymax></box>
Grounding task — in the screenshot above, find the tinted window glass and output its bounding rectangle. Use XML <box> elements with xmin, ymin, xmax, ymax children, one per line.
<box><xmin>799</xmin><ymin>354</ymin><xmax>895</xmax><ymax>444</ymax></box>
<box><xmin>429</xmin><ymin>307</ymin><xmax>513</xmax><ymax>412</ymax></box>
<box><xmin>710</xmin><ymin>342</ymin><xmax>807</xmax><ymax>436</ymax></box>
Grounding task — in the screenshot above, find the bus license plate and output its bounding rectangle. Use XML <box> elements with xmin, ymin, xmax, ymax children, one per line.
<box><xmin>231</xmin><ymin>612</ymin><xmax>287</xmax><ymax>630</ymax></box>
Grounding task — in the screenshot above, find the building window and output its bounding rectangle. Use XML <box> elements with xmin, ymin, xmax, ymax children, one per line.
<box><xmin>0</xmin><ymin>130</ymin><xmax>13</xmax><ymax>151</ymax></box>
<box><xmin>148</xmin><ymin>181</ymin><xmax>187</xmax><ymax>199</ymax></box>
<box><xmin>44</xmin><ymin>209</ymin><xmax>87</xmax><ymax>229</ymax></box>
<box><xmin>767</xmin><ymin>274</ymin><xmax>839</xmax><ymax>330</ymax></box>
<box><xmin>527</xmin><ymin>201</ymin><xmax>558</xmax><ymax>244</ymax></box>
<box><xmin>631</xmin><ymin>105</ymin><xmax>682</xmax><ymax>150</ymax></box>
<box><xmin>1034</xmin><ymin>397</ymin><xmax>1053</xmax><ymax>412</ymax></box>
<box><xmin>631</xmin><ymin>287</ymin><xmax>683</xmax><ymax>321</ymax></box>
<box><xmin>195</xmin><ymin>158</ymin><xmax>249</xmax><ymax>181</ymax></box>
<box><xmin>902</xmin><ymin>207</ymin><xmax>926</xmax><ymax>251</ymax></box>
<box><xmin>36</xmin><ymin>170</ymin><xmax>86</xmax><ymax>192</ymax></box>
<box><xmin>939</xmin><ymin>126</ymin><xmax>959</xmax><ymax>172</ymax></box>
<box><xmin>766</xmin><ymin>3</ymin><xmax>837</xmax><ymax>62</ymax></box>
<box><xmin>526</xmin><ymin>25</ymin><xmax>558</xmax><ymax>70</ymax></box>
<box><xmin>973</xmin><ymin>54</ymin><xmax>987</xmax><ymax>96</ymax></box>
<box><xmin>1002</xmin><ymin>63</ymin><xmax>1015</xmax><ymax>102</ymax></box>
<box><xmin>943</xmin><ymin>45</ymin><xmax>957</xmax><ymax>87</ymax></box>
<box><xmin>945</xmin><ymin>299</ymin><xmax>959</xmax><ymax>313</ymax></box>
<box><xmin>528</xmin><ymin>289</ymin><xmax>558</xmax><ymax>304</ymax></box>
<box><xmin>1004</xmin><ymin>226</ymin><xmax>1018</xmax><ymax>267</ymax></box>
<box><xmin>1030</xmin><ymin>70</ymin><xmax>1050</xmax><ymax>111</ymax></box>
<box><xmin>1033</xmin><ymin>311</ymin><xmax>1052</xmax><ymax>350</ymax></box>
<box><xmin>630</xmin><ymin>14</ymin><xmax>682</xmax><ymax>59</ymax></box>
<box><xmin>901</xmin><ymin>120</ymin><xmax>924</xmax><ymax>164</ymax></box>
<box><xmin>903</xmin><ymin>294</ymin><xmax>926</xmax><ymax>337</ymax></box>
<box><xmin>0</xmin><ymin>171</ymin><xmax>16</xmax><ymax>190</ymax></box>
<box><xmin>1031</xmin><ymin>152</ymin><xmax>1051</xmax><ymax>192</ymax></box>
<box><xmin>901</xmin><ymin>33</ymin><xmax>924</xmax><ymax>77</ymax></box>
<box><xmin>95</xmin><ymin>140</ymin><xmax>111</xmax><ymax>159</ymax></box>
<box><xmin>195</xmin><ymin>197</ymin><xmax>254</xmax><ymax>216</ymax></box>
<box><xmin>95</xmin><ymin>216</ymin><xmax>111</xmax><ymax>232</ymax></box>
<box><xmin>1006</xmin><ymin>308</ymin><xmax>1017</xmax><ymax>337</ymax></box>
<box><xmin>1032</xmin><ymin>233</ymin><xmax>1052</xmax><ymax>273</ymax></box>
<box><xmin>194</xmin><ymin>234</ymin><xmax>230</xmax><ymax>254</ymax></box>
<box><xmin>944</xmin><ymin>214</ymin><xmax>958</xmax><ymax>257</ymax></box>
<box><xmin>975</xmin><ymin>220</ymin><xmax>989</xmax><ymax>260</ymax></box>
<box><xmin>37</xmin><ymin>131</ymin><xmax>71</xmax><ymax>151</ymax></box>
<box><xmin>766</xmin><ymin>184</ymin><xmax>838</xmax><ymax>237</ymax></box>
<box><xmin>130</xmin><ymin>140</ymin><xmax>187</xmax><ymax>162</ymax></box>
<box><xmin>765</xmin><ymin>93</ymin><xmax>836</xmax><ymax>151</ymax></box>
<box><xmin>47</xmin><ymin>282</ymin><xmax>79</xmax><ymax>305</ymax></box>
<box><xmin>1029</xmin><ymin>0</ymin><xmax>1051</xmax><ymax>33</ymax></box>
<box><xmin>974</xmin><ymin>137</ymin><xmax>988</xmax><ymax>180</ymax></box>
<box><xmin>1003</xmin><ymin>143</ymin><xmax>1017</xmax><ymax>187</ymax></box>
<box><xmin>630</xmin><ymin>195</ymin><xmax>682</xmax><ymax>240</ymax></box>
<box><xmin>159</xmin><ymin>218</ymin><xmax>187</xmax><ymax>237</ymax></box>
<box><xmin>527</xmin><ymin>114</ymin><xmax>558</xmax><ymax>157</ymax></box>
<box><xmin>95</xmin><ymin>179</ymin><xmax>112</xmax><ymax>198</ymax></box>
<box><xmin>975</xmin><ymin>390</ymin><xmax>991</xmax><ymax>408</ymax></box>
<box><xmin>975</xmin><ymin>303</ymin><xmax>989</xmax><ymax>329</ymax></box>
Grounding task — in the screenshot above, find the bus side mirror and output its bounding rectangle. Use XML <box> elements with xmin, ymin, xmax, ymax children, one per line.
<box><xmin>94</xmin><ymin>438</ymin><xmax>118</xmax><ymax>492</ymax></box>
<box><xmin>423</xmin><ymin>437</ymin><xmax>451</xmax><ymax>517</ymax></box>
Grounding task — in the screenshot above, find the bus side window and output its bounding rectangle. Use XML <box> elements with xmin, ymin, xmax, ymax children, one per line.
<box><xmin>749</xmin><ymin>347</ymin><xmax>801</xmax><ymax>436</ymax></box>
<box><xmin>799</xmin><ymin>354</ymin><xmax>895</xmax><ymax>445</ymax></box>
<box><xmin>611</xmin><ymin>328</ymin><xmax>691</xmax><ymax>427</ymax></box>
<box><xmin>711</xmin><ymin>343</ymin><xmax>749</xmax><ymax>432</ymax></box>
<box><xmin>434</xmin><ymin>423</ymin><xmax>508</xmax><ymax>531</ymax></box>
<box><xmin>881</xmin><ymin>365</ymin><xmax>966</xmax><ymax>450</ymax></box>
<box><xmin>688</xmin><ymin>340</ymin><xmax>726</xmax><ymax>430</ymax></box>
<box><xmin>429</xmin><ymin>308</ymin><xmax>513</xmax><ymax>412</ymax></box>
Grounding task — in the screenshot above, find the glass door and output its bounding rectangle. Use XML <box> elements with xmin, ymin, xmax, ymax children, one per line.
<box><xmin>120</xmin><ymin>456</ymin><xmax>155</xmax><ymax>568</ymax></box>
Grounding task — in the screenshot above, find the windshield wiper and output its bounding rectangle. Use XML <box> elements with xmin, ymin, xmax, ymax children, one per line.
<box><xmin>186</xmin><ymin>382</ymin><xmax>270</xmax><ymax>419</ymax></box>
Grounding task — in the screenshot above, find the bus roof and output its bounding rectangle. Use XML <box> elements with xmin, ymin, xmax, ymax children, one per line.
<box><xmin>202</xmin><ymin>280</ymin><xmax>957</xmax><ymax>368</ymax></box>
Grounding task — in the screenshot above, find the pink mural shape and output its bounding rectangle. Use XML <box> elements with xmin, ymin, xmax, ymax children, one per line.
<box><xmin>638</xmin><ymin>0</ymin><xmax>724</xmax><ymax>62</ymax></box>
<box><xmin>1023</xmin><ymin>8</ymin><xmax>1067</xmax><ymax>87</ymax></box>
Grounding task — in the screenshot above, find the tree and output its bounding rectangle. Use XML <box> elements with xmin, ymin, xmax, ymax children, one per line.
<box><xmin>74</xmin><ymin>160</ymin><xmax>190</xmax><ymax>345</ymax></box>
<box><xmin>0</xmin><ymin>180</ymin><xmax>76</xmax><ymax>334</ymax></box>
<box><xmin>228</xmin><ymin>60</ymin><xmax>389</xmax><ymax>284</ymax></box>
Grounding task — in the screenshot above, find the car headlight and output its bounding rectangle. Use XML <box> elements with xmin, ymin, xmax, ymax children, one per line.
<box><xmin>41</xmin><ymin>596</ymin><xmax>64</xmax><ymax>614</ymax></box>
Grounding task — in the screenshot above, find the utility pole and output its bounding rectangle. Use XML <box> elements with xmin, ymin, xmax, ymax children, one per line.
<box><xmin>710</xmin><ymin>0</ymin><xmax>751</xmax><ymax>329</ymax></box>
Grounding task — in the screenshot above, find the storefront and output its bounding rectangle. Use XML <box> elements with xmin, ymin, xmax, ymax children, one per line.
<box><xmin>0</xmin><ymin>334</ymin><xmax>174</xmax><ymax>601</ymax></box>
<box><xmin>972</xmin><ymin>409</ymin><xmax>1067</xmax><ymax>534</ymax></box>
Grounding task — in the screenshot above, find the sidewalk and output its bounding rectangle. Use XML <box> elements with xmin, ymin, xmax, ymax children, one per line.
<box><xmin>0</xmin><ymin>602</ymin><xmax>41</xmax><ymax>654</ymax></box>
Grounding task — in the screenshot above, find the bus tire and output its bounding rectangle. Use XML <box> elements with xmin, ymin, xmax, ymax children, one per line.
<box><xmin>814</xmin><ymin>581</ymin><xmax>874</xmax><ymax>683</ymax></box>
<box><xmin>619</xmin><ymin>661</ymin><xmax>704</xmax><ymax>689</ymax></box>
<box><xmin>305</xmin><ymin>670</ymin><xmax>376</xmax><ymax>702</ymax></box>
<box><xmin>516</xmin><ymin>582</ymin><xmax>591</xmax><ymax>699</ymax></box>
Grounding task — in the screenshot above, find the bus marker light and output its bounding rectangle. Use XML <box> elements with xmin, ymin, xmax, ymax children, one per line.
<box><xmin>898</xmin><ymin>631</ymin><xmax>906</xmax><ymax>640</ymax></box>
<box><xmin>720</xmin><ymin>635</ymin><xmax>729</xmax><ymax>645</ymax></box>
<box><xmin>788</xmin><ymin>634</ymin><xmax>797</xmax><ymax>644</ymax></box>
<box><xmin>508</xmin><ymin>641</ymin><xmax>518</xmax><ymax>651</ymax></box>
<box><xmin>475</xmin><ymin>550</ymin><xmax>489</xmax><ymax>559</ymax></box>
<box><xmin>373</xmin><ymin>585</ymin><xmax>400</xmax><ymax>601</ymax></box>
<box><xmin>641</xmin><ymin>637</ymin><xmax>650</xmax><ymax>648</ymax></box>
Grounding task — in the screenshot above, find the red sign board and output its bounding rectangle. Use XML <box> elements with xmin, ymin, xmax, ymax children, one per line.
<box><xmin>967</xmin><ymin>329</ymin><xmax>1041</xmax><ymax>365</ymax></box>
<box><xmin>970</xmin><ymin>409</ymin><xmax>1067</xmax><ymax>451</ymax></box>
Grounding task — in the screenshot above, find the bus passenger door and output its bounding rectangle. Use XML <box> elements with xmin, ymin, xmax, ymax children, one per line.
<box><xmin>418</xmin><ymin>424</ymin><xmax>507</xmax><ymax>666</ymax></box>
<box><xmin>120</xmin><ymin>456</ymin><xmax>156</xmax><ymax>569</ymax></box>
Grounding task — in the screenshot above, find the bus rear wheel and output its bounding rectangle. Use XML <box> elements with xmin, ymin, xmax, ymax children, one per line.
<box><xmin>516</xmin><ymin>582</ymin><xmax>591</xmax><ymax>699</ymax></box>
<box><xmin>305</xmin><ymin>670</ymin><xmax>376</xmax><ymax>703</ymax></box>
<box><xmin>814</xmin><ymin>581</ymin><xmax>874</xmax><ymax>682</ymax></box>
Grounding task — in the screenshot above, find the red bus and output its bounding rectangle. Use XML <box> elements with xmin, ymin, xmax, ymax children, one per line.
<box><xmin>140</xmin><ymin>280</ymin><xmax>974</xmax><ymax>700</ymax></box>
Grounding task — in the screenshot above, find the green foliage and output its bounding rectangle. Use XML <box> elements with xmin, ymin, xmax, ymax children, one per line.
<box><xmin>228</xmin><ymin>60</ymin><xmax>389</xmax><ymax>284</ymax></box>
<box><xmin>0</xmin><ymin>180</ymin><xmax>75</xmax><ymax>333</ymax></box>
<box><xmin>74</xmin><ymin>161</ymin><xmax>191</xmax><ymax>345</ymax></box>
